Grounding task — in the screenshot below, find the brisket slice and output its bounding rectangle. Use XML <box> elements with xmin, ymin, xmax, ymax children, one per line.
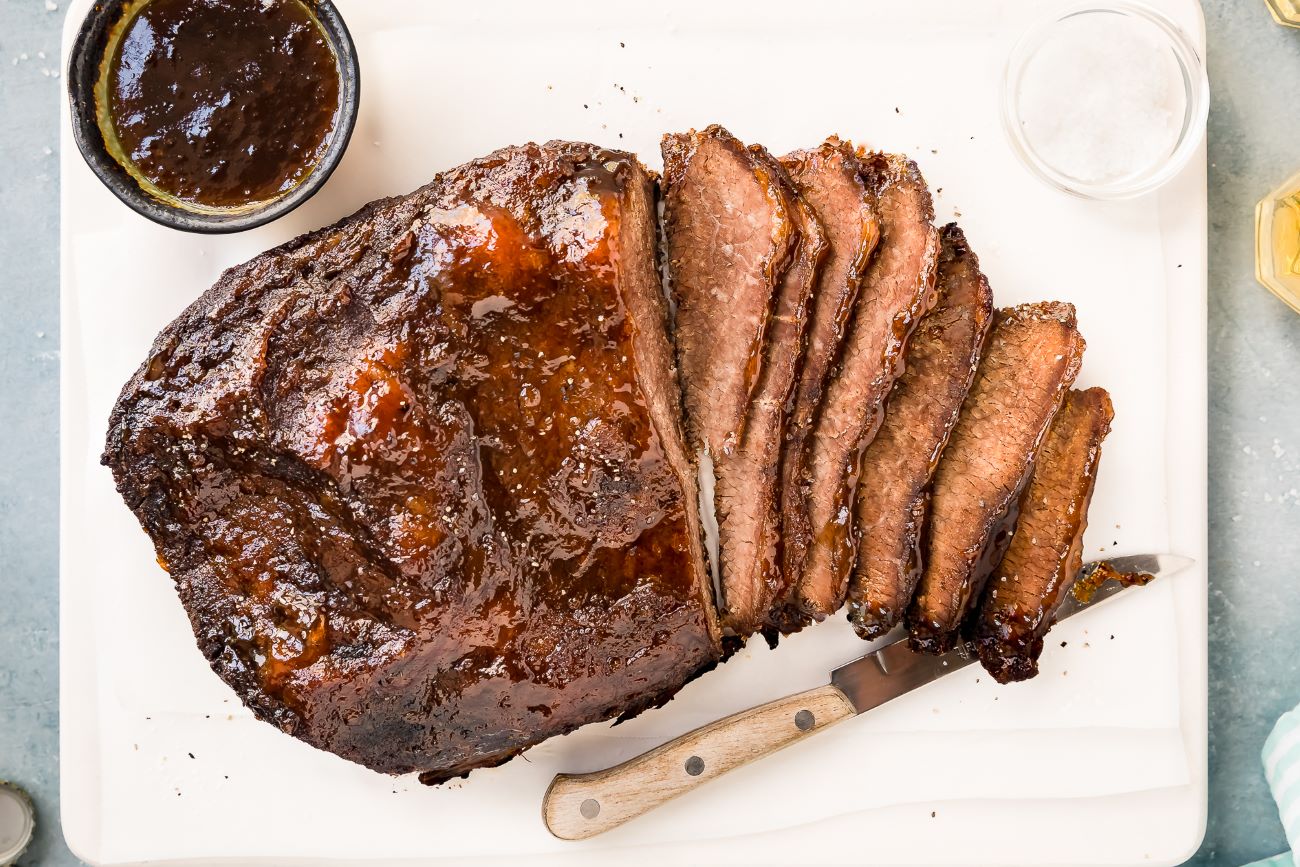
<box><xmin>711</xmin><ymin>147</ymin><xmax>828</xmax><ymax>637</ymax></box>
<box><xmin>103</xmin><ymin>142</ymin><xmax>720</xmax><ymax>784</ymax></box>
<box><xmin>767</xmin><ymin>139</ymin><xmax>880</xmax><ymax>636</ymax></box>
<box><xmin>661</xmin><ymin>125</ymin><xmax>797</xmax><ymax>460</ymax></box>
<box><xmin>793</xmin><ymin>152</ymin><xmax>939</xmax><ymax>621</ymax></box>
<box><xmin>847</xmin><ymin>224</ymin><xmax>993</xmax><ymax>640</ymax></box>
<box><xmin>907</xmin><ymin>302</ymin><xmax>1085</xmax><ymax>654</ymax></box>
<box><xmin>973</xmin><ymin>387</ymin><xmax>1115</xmax><ymax>683</ymax></box>
<box><xmin>660</xmin><ymin>126</ymin><xmax>807</xmax><ymax>639</ymax></box>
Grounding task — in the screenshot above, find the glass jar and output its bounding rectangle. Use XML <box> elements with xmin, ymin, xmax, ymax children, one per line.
<box><xmin>1256</xmin><ymin>170</ymin><xmax>1300</xmax><ymax>315</ymax></box>
<box><xmin>1265</xmin><ymin>0</ymin><xmax>1300</xmax><ymax>27</ymax></box>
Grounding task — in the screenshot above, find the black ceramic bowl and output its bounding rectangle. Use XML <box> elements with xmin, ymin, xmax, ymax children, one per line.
<box><xmin>66</xmin><ymin>0</ymin><xmax>360</xmax><ymax>234</ymax></box>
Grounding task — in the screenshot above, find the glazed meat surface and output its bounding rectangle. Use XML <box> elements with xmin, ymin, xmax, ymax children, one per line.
<box><xmin>794</xmin><ymin>152</ymin><xmax>939</xmax><ymax>621</ymax></box>
<box><xmin>769</xmin><ymin>139</ymin><xmax>879</xmax><ymax>635</ymax></box>
<box><xmin>974</xmin><ymin>387</ymin><xmax>1115</xmax><ymax>683</ymax></box>
<box><xmin>847</xmin><ymin>224</ymin><xmax>993</xmax><ymax>640</ymax></box>
<box><xmin>709</xmin><ymin>146</ymin><xmax>827</xmax><ymax>636</ymax></box>
<box><xmin>907</xmin><ymin>302</ymin><xmax>1085</xmax><ymax>654</ymax></box>
<box><xmin>103</xmin><ymin>142</ymin><xmax>720</xmax><ymax>783</ymax></box>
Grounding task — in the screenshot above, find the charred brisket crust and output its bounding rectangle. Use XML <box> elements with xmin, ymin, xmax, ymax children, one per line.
<box><xmin>105</xmin><ymin>141</ymin><xmax>720</xmax><ymax>782</ymax></box>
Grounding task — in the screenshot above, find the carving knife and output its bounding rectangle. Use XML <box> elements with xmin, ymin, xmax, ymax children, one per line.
<box><xmin>542</xmin><ymin>554</ymin><xmax>1194</xmax><ymax>840</ymax></box>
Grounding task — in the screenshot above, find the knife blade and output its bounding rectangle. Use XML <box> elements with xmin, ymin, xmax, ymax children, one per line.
<box><xmin>830</xmin><ymin>553</ymin><xmax>1194</xmax><ymax>713</ymax></box>
<box><xmin>542</xmin><ymin>554</ymin><xmax>1193</xmax><ymax>840</ymax></box>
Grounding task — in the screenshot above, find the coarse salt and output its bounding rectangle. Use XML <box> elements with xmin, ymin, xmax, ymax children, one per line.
<box><xmin>1016</xmin><ymin>13</ymin><xmax>1186</xmax><ymax>185</ymax></box>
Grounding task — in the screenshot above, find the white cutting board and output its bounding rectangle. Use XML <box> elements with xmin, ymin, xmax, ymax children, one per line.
<box><xmin>59</xmin><ymin>0</ymin><xmax>1209</xmax><ymax>863</ymax></box>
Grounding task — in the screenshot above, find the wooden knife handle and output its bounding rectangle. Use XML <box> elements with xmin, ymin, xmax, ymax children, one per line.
<box><xmin>541</xmin><ymin>683</ymin><xmax>855</xmax><ymax>840</ymax></box>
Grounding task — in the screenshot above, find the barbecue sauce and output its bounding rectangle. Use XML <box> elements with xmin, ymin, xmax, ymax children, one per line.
<box><xmin>97</xmin><ymin>0</ymin><xmax>341</xmax><ymax>211</ymax></box>
<box><xmin>1072</xmin><ymin>561</ymin><xmax>1154</xmax><ymax>604</ymax></box>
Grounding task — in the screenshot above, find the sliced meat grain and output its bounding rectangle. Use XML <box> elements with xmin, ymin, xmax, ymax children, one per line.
<box><xmin>767</xmin><ymin>139</ymin><xmax>879</xmax><ymax>636</ymax></box>
<box><xmin>907</xmin><ymin>302</ymin><xmax>1085</xmax><ymax>654</ymax></box>
<box><xmin>847</xmin><ymin>224</ymin><xmax>993</xmax><ymax>640</ymax></box>
<box><xmin>712</xmin><ymin>148</ymin><xmax>828</xmax><ymax>637</ymax></box>
<box><xmin>974</xmin><ymin>387</ymin><xmax>1115</xmax><ymax>683</ymax></box>
<box><xmin>793</xmin><ymin>152</ymin><xmax>940</xmax><ymax>621</ymax></box>
<box><xmin>661</xmin><ymin>125</ymin><xmax>797</xmax><ymax>460</ymax></box>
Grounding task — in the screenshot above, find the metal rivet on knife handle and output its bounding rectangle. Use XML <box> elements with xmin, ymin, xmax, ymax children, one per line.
<box><xmin>579</xmin><ymin>798</ymin><xmax>600</xmax><ymax>819</ymax></box>
<box><xmin>794</xmin><ymin>709</ymin><xmax>815</xmax><ymax>731</ymax></box>
<box><xmin>684</xmin><ymin>756</ymin><xmax>705</xmax><ymax>776</ymax></box>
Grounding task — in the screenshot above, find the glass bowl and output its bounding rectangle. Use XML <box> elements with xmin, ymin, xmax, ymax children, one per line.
<box><xmin>1001</xmin><ymin>1</ymin><xmax>1209</xmax><ymax>200</ymax></box>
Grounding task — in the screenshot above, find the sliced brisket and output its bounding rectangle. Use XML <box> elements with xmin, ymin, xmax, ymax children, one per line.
<box><xmin>661</xmin><ymin>125</ymin><xmax>797</xmax><ymax>459</ymax></box>
<box><xmin>768</xmin><ymin>139</ymin><xmax>880</xmax><ymax>635</ymax></box>
<box><xmin>711</xmin><ymin>147</ymin><xmax>828</xmax><ymax>636</ymax></box>
<box><xmin>973</xmin><ymin>387</ymin><xmax>1115</xmax><ymax>683</ymax></box>
<box><xmin>793</xmin><ymin>152</ymin><xmax>939</xmax><ymax>621</ymax></box>
<box><xmin>907</xmin><ymin>302</ymin><xmax>1085</xmax><ymax>654</ymax></box>
<box><xmin>661</xmin><ymin>126</ymin><xmax>807</xmax><ymax>638</ymax></box>
<box><xmin>847</xmin><ymin>224</ymin><xmax>993</xmax><ymax>640</ymax></box>
<box><xmin>103</xmin><ymin>142</ymin><xmax>720</xmax><ymax>783</ymax></box>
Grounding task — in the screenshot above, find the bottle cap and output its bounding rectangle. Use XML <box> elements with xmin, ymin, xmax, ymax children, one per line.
<box><xmin>0</xmin><ymin>781</ymin><xmax>35</xmax><ymax>866</ymax></box>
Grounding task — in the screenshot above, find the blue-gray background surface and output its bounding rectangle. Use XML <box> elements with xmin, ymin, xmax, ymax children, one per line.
<box><xmin>0</xmin><ymin>1</ymin><xmax>1295</xmax><ymax>863</ymax></box>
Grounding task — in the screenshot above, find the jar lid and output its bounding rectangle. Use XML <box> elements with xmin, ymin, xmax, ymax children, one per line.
<box><xmin>0</xmin><ymin>782</ymin><xmax>35</xmax><ymax>866</ymax></box>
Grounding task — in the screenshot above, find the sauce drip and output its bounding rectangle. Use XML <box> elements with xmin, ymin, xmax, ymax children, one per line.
<box><xmin>1072</xmin><ymin>561</ymin><xmax>1154</xmax><ymax>604</ymax></box>
<box><xmin>100</xmin><ymin>0</ymin><xmax>341</xmax><ymax>210</ymax></box>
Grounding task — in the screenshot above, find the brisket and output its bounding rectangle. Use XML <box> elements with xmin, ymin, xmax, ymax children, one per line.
<box><xmin>847</xmin><ymin>224</ymin><xmax>993</xmax><ymax>640</ymax></box>
<box><xmin>769</xmin><ymin>139</ymin><xmax>880</xmax><ymax>635</ymax></box>
<box><xmin>973</xmin><ymin>387</ymin><xmax>1115</xmax><ymax>683</ymax></box>
<box><xmin>907</xmin><ymin>302</ymin><xmax>1085</xmax><ymax>654</ymax></box>
<box><xmin>710</xmin><ymin>146</ymin><xmax>828</xmax><ymax>636</ymax></box>
<box><xmin>661</xmin><ymin>126</ymin><xmax>807</xmax><ymax>638</ymax></box>
<box><xmin>103</xmin><ymin>142</ymin><xmax>720</xmax><ymax>783</ymax></box>
<box><xmin>793</xmin><ymin>152</ymin><xmax>939</xmax><ymax>621</ymax></box>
